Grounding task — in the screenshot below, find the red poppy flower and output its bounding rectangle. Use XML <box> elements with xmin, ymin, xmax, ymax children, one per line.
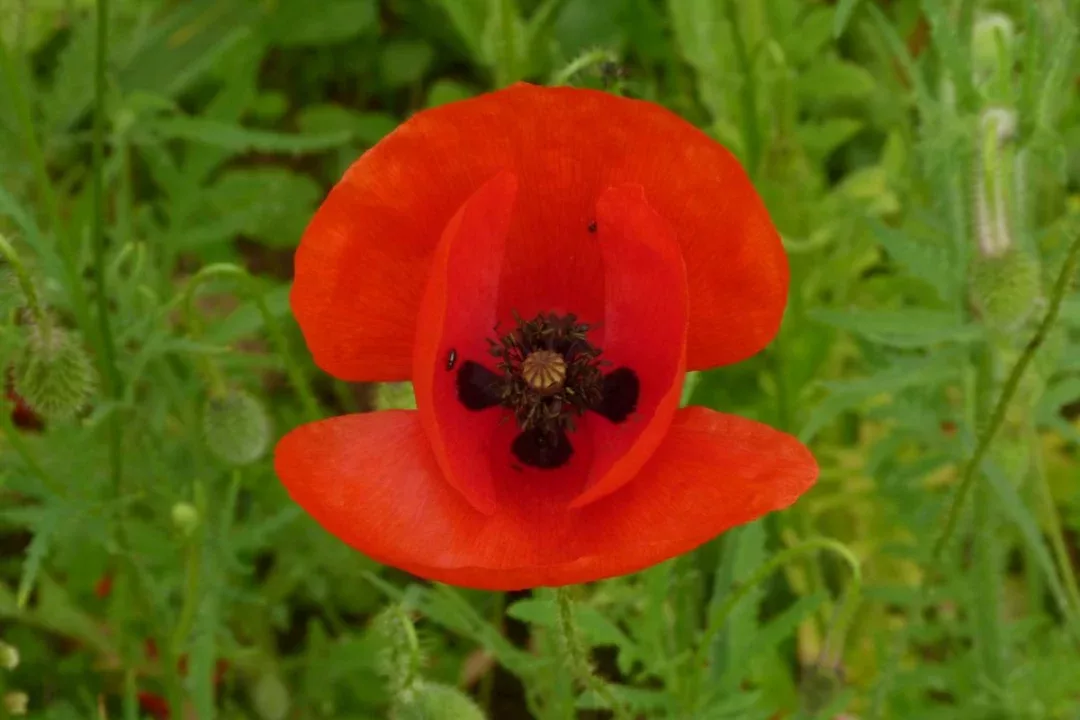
<box><xmin>275</xmin><ymin>83</ymin><xmax>817</xmax><ymax>590</ymax></box>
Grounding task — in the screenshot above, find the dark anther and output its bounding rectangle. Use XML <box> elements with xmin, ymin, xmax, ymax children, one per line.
<box><xmin>511</xmin><ymin>427</ymin><xmax>574</xmax><ymax>469</ymax></box>
<box><xmin>445</xmin><ymin>348</ymin><xmax>457</xmax><ymax>371</ymax></box>
<box><xmin>587</xmin><ymin>220</ymin><xmax>597</xmax><ymax>233</ymax></box>
<box><xmin>457</xmin><ymin>361</ymin><xmax>502</xmax><ymax>410</ymax></box>
<box><xmin>593</xmin><ymin>367</ymin><xmax>639</xmax><ymax>423</ymax></box>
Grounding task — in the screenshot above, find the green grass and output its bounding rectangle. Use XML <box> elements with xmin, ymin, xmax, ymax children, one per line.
<box><xmin>1</xmin><ymin>0</ymin><xmax>1079</xmax><ymax>718</ymax></box>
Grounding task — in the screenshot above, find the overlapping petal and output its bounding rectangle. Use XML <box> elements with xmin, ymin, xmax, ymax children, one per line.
<box><xmin>291</xmin><ymin>83</ymin><xmax>787</xmax><ymax>382</ymax></box>
<box><xmin>275</xmin><ymin>408</ymin><xmax>817</xmax><ymax>590</ymax></box>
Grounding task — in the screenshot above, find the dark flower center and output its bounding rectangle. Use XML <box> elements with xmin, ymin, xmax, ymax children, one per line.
<box><xmin>455</xmin><ymin>312</ymin><xmax>640</xmax><ymax>470</ymax></box>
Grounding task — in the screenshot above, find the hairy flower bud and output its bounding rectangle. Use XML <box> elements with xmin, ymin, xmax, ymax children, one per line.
<box><xmin>394</xmin><ymin>682</ymin><xmax>485</xmax><ymax>720</ymax></box>
<box><xmin>13</xmin><ymin>326</ymin><xmax>96</xmax><ymax>419</ymax></box>
<box><xmin>969</xmin><ymin>249</ymin><xmax>1041</xmax><ymax>330</ymax></box>
<box><xmin>202</xmin><ymin>389</ymin><xmax>271</xmax><ymax>465</ymax></box>
<box><xmin>972</xmin><ymin>13</ymin><xmax>1015</xmax><ymax>83</ymax></box>
<box><xmin>373</xmin><ymin>606</ymin><xmax>423</xmax><ymax>698</ymax></box>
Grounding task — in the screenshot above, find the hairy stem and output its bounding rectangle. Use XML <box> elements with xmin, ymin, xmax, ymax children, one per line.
<box><xmin>934</xmin><ymin>228</ymin><xmax>1080</xmax><ymax>558</ymax></box>
<box><xmin>554</xmin><ymin>587</ymin><xmax>628</xmax><ymax>720</ymax></box>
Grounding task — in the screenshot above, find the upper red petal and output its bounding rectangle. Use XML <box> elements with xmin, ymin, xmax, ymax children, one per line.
<box><xmin>274</xmin><ymin>408</ymin><xmax>817</xmax><ymax>590</ymax></box>
<box><xmin>291</xmin><ymin>84</ymin><xmax>787</xmax><ymax>381</ymax></box>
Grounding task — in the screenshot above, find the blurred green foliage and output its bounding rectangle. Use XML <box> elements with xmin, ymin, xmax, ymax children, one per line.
<box><xmin>1</xmin><ymin>0</ymin><xmax>1079</xmax><ymax>718</ymax></box>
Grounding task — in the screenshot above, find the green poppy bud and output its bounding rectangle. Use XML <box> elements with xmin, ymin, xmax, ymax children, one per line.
<box><xmin>0</xmin><ymin>640</ymin><xmax>18</xmax><ymax>670</ymax></box>
<box><xmin>969</xmin><ymin>249</ymin><xmax>1041</xmax><ymax>331</ymax></box>
<box><xmin>373</xmin><ymin>605</ymin><xmax>423</xmax><ymax>696</ymax></box>
<box><xmin>972</xmin><ymin>13</ymin><xmax>1015</xmax><ymax>83</ymax></box>
<box><xmin>171</xmin><ymin>502</ymin><xmax>200</xmax><ymax>537</ymax></box>
<box><xmin>202</xmin><ymin>389</ymin><xmax>271</xmax><ymax>465</ymax></box>
<box><xmin>394</xmin><ymin>682</ymin><xmax>486</xmax><ymax>720</ymax></box>
<box><xmin>3</xmin><ymin>691</ymin><xmax>28</xmax><ymax>716</ymax></box>
<box><xmin>13</xmin><ymin>326</ymin><xmax>96</xmax><ymax>420</ymax></box>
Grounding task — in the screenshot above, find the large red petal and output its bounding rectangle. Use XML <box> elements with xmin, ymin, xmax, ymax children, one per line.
<box><xmin>274</xmin><ymin>408</ymin><xmax>817</xmax><ymax>590</ymax></box>
<box><xmin>413</xmin><ymin>173</ymin><xmax>518</xmax><ymax>514</ymax></box>
<box><xmin>570</xmin><ymin>184</ymin><xmax>687</xmax><ymax>508</ymax></box>
<box><xmin>291</xmin><ymin>84</ymin><xmax>786</xmax><ymax>381</ymax></box>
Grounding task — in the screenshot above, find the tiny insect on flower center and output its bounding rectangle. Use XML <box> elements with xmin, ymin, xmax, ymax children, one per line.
<box><xmin>454</xmin><ymin>312</ymin><xmax>641</xmax><ymax>470</ymax></box>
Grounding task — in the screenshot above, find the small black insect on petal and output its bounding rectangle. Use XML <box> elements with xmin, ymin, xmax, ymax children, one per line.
<box><xmin>511</xmin><ymin>427</ymin><xmax>574</xmax><ymax>469</ymax></box>
<box><xmin>593</xmin><ymin>367</ymin><xmax>640</xmax><ymax>423</ymax></box>
<box><xmin>456</xmin><ymin>361</ymin><xmax>502</xmax><ymax>410</ymax></box>
<box><xmin>587</xmin><ymin>220</ymin><xmax>597</xmax><ymax>233</ymax></box>
<box><xmin>446</xmin><ymin>348</ymin><xmax>457</xmax><ymax>371</ymax></box>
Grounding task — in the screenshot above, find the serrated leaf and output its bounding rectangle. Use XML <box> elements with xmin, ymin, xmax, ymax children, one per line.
<box><xmin>152</xmin><ymin>116</ymin><xmax>350</xmax><ymax>154</ymax></box>
<box><xmin>983</xmin><ymin>462</ymin><xmax>1075</xmax><ymax>625</ymax></box>
<box><xmin>801</xmin><ymin>352</ymin><xmax>963</xmax><ymax>442</ymax></box>
<box><xmin>296</xmin><ymin>105</ymin><xmax>396</xmax><ymax>145</ymax></box>
<box><xmin>809</xmin><ymin>308</ymin><xmax>982</xmax><ymax>347</ymax></box>
<box><xmin>868</xmin><ymin>221</ymin><xmax>957</xmax><ymax>300</ymax></box>
<box><xmin>709</xmin><ymin>520</ymin><xmax>766</xmax><ymax>689</ymax></box>
<box><xmin>833</xmin><ymin>0</ymin><xmax>862</xmax><ymax>38</ymax></box>
<box><xmin>196</xmin><ymin>168</ymin><xmax>322</xmax><ymax>248</ymax></box>
<box><xmin>379</xmin><ymin>40</ymin><xmax>435</xmax><ymax>87</ymax></box>
<box><xmin>797</xmin><ymin>57</ymin><xmax>876</xmax><ymax>104</ymax></box>
<box><xmin>796</xmin><ymin>118</ymin><xmax>864</xmax><ymax>162</ymax></box>
<box><xmin>429</xmin><ymin>0</ymin><xmax>488</xmax><ymax>61</ymax></box>
<box><xmin>263</xmin><ymin>0</ymin><xmax>377</xmax><ymax>47</ymax></box>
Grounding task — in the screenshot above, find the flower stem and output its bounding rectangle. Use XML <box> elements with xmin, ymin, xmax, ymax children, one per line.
<box><xmin>692</xmin><ymin>538</ymin><xmax>862</xmax><ymax>689</ymax></box>
<box><xmin>933</xmin><ymin>227</ymin><xmax>1080</xmax><ymax>559</ymax></box>
<box><xmin>1030</xmin><ymin>425</ymin><xmax>1080</xmax><ymax>621</ymax></box>
<box><xmin>0</xmin><ymin>233</ymin><xmax>48</xmax><ymax>329</ymax></box>
<box><xmin>554</xmin><ymin>587</ymin><xmax>628</xmax><ymax>720</ymax></box>
<box><xmin>549</xmin><ymin>48</ymin><xmax>619</xmax><ymax>86</ymax></box>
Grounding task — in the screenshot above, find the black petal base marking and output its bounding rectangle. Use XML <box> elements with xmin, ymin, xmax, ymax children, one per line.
<box><xmin>593</xmin><ymin>367</ymin><xmax>639</xmax><ymax>423</ymax></box>
<box><xmin>456</xmin><ymin>360</ymin><xmax>502</xmax><ymax>410</ymax></box>
<box><xmin>511</xmin><ymin>427</ymin><xmax>574</xmax><ymax>469</ymax></box>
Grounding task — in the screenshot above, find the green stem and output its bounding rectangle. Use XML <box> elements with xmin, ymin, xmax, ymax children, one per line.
<box><xmin>480</xmin><ymin>591</ymin><xmax>507</xmax><ymax>714</ymax></box>
<box><xmin>1031</xmin><ymin>426</ymin><xmax>1080</xmax><ymax>620</ymax></box>
<box><xmin>92</xmin><ymin>0</ymin><xmax>124</xmax><ymax>496</ymax></box>
<box><xmin>0</xmin><ymin>21</ymin><xmax>92</xmax><ymax>337</ymax></box>
<box><xmin>933</xmin><ymin>228</ymin><xmax>1080</xmax><ymax>559</ymax></box>
<box><xmin>549</xmin><ymin>48</ymin><xmax>618</xmax><ymax>86</ymax></box>
<box><xmin>554</xmin><ymin>587</ymin><xmax>628</xmax><ymax>720</ymax></box>
<box><xmin>693</xmin><ymin>538</ymin><xmax>862</xmax><ymax>674</ymax></box>
<box><xmin>725</xmin><ymin>0</ymin><xmax>763</xmax><ymax>178</ymax></box>
<box><xmin>0</xmin><ymin>233</ymin><xmax>48</xmax><ymax>328</ymax></box>
<box><xmin>181</xmin><ymin>263</ymin><xmax>320</xmax><ymax>421</ymax></box>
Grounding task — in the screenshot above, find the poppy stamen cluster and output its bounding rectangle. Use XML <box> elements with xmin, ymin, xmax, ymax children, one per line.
<box><xmin>455</xmin><ymin>312</ymin><xmax>640</xmax><ymax>470</ymax></box>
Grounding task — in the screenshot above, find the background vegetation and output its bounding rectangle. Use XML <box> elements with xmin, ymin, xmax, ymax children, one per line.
<box><xmin>1</xmin><ymin>0</ymin><xmax>1079</xmax><ymax>717</ymax></box>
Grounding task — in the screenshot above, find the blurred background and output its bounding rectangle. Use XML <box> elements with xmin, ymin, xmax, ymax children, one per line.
<box><xmin>1</xmin><ymin>0</ymin><xmax>1079</xmax><ymax>718</ymax></box>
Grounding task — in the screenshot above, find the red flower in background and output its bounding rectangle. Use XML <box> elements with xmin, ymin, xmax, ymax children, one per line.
<box><xmin>5</xmin><ymin>373</ymin><xmax>43</xmax><ymax>431</ymax></box>
<box><xmin>275</xmin><ymin>84</ymin><xmax>817</xmax><ymax>590</ymax></box>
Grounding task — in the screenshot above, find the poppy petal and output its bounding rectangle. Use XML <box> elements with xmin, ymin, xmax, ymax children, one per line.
<box><xmin>275</xmin><ymin>407</ymin><xmax>816</xmax><ymax>590</ymax></box>
<box><xmin>291</xmin><ymin>84</ymin><xmax>786</xmax><ymax>381</ymax></box>
<box><xmin>413</xmin><ymin>172</ymin><xmax>519</xmax><ymax>514</ymax></box>
<box><xmin>570</xmin><ymin>184</ymin><xmax>687</xmax><ymax>509</ymax></box>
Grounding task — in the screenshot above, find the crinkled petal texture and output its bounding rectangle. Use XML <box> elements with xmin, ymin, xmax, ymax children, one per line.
<box><xmin>275</xmin><ymin>407</ymin><xmax>817</xmax><ymax>590</ymax></box>
<box><xmin>292</xmin><ymin>83</ymin><xmax>787</xmax><ymax>382</ymax></box>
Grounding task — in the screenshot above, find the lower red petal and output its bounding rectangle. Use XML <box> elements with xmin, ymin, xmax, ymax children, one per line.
<box><xmin>274</xmin><ymin>407</ymin><xmax>817</xmax><ymax>590</ymax></box>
